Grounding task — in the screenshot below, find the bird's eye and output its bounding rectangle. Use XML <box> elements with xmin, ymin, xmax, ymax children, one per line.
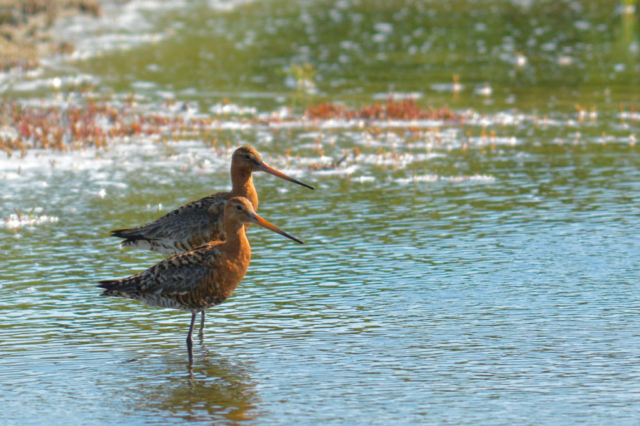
<box><xmin>236</xmin><ymin>205</ymin><xmax>242</xmax><ymax>211</ymax></box>
<box><xmin>244</xmin><ymin>155</ymin><xmax>251</xmax><ymax>160</ymax></box>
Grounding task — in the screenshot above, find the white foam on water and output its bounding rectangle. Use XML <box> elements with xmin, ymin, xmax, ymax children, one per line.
<box><xmin>372</xmin><ymin>92</ymin><xmax>423</xmax><ymax>100</ymax></box>
<box><xmin>209</xmin><ymin>103</ymin><xmax>258</xmax><ymax>116</ymax></box>
<box><xmin>10</xmin><ymin>74</ymin><xmax>97</xmax><ymax>92</ymax></box>
<box><xmin>1</xmin><ymin>213</ymin><xmax>59</xmax><ymax>228</ymax></box>
<box><xmin>394</xmin><ymin>174</ymin><xmax>496</xmax><ymax>184</ymax></box>
<box><xmin>208</xmin><ymin>0</ymin><xmax>255</xmax><ymax>12</ymax></box>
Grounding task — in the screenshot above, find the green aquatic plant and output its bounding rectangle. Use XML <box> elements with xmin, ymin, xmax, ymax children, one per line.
<box><xmin>287</xmin><ymin>62</ymin><xmax>317</xmax><ymax>93</ymax></box>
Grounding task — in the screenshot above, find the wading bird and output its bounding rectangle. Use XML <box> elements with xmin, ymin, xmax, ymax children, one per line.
<box><xmin>98</xmin><ymin>197</ymin><xmax>303</xmax><ymax>363</ymax></box>
<box><xmin>111</xmin><ymin>146</ymin><xmax>313</xmax><ymax>255</ymax></box>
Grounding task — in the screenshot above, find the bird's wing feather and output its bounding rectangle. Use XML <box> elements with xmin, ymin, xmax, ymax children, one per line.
<box><xmin>112</xmin><ymin>193</ymin><xmax>229</xmax><ymax>242</ymax></box>
<box><xmin>112</xmin><ymin>192</ymin><xmax>229</xmax><ymax>241</ymax></box>
<box><xmin>104</xmin><ymin>244</ymin><xmax>224</xmax><ymax>295</ymax></box>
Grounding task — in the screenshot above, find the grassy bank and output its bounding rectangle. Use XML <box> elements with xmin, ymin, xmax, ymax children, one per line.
<box><xmin>0</xmin><ymin>0</ymin><xmax>102</xmax><ymax>71</ymax></box>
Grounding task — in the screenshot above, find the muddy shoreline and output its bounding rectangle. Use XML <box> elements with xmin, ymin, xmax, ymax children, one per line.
<box><xmin>0</xmin><ymin>0</ymin><xmax>102</xmax><ymax>71</ymax></box>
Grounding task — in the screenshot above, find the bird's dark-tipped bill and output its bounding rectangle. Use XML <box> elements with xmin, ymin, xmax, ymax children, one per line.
<box><xmin>258</xmin><ymin>162</ymin><xmax>315</xmax><ymax>190</ymax></box>
<box><xmin>251</xmin><ymin>213</ymin><xmax>304</xmax><ymax>244</ymax></box>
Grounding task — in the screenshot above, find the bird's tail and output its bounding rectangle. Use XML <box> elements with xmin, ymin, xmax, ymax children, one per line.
<box><xmin>111</xmin><ymin>228</ymin><xmax>164</xmax><ymax>253</ymax></box>
<box><xmin>97</xmin><ymin>279</ymin><xmax>130</xmax><ymax>297</ymax></box>
<box><xmin>111</xmin><ymin>228</ymin><xmax>143</xmax><ymax>241</ymax></box>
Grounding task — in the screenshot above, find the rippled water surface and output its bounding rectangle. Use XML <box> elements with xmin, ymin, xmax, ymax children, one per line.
<box><xmin>3</xmin><ymin>0</ymin><xmax>640</xmax><ymax>424</ymax></box>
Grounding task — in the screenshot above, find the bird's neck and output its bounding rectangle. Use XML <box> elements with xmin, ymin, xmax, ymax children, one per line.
<box><xmin>216</xmin><ymin>221</ymin><xmax>251</xmax><ymax>301</ymax></box>
<box><xmin>223</xmin><ymin>221</ymin><xmax>251</xmax><ymax>259</ymax></box>
<box><xmin>230</xmin><ymin>168</ymin><xmax>259</xmax><ymax>211</ymax></box>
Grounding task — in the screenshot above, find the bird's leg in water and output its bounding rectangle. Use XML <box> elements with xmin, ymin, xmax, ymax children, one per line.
<box><xmin>186</xmin><ymin>312</ymin><xmax>196</xmax><ymax>364</ymax></box>
<box><xmin>199</xmin><ymin>311</ymin><xmax>206</xmax><ymax>334</ymax></box>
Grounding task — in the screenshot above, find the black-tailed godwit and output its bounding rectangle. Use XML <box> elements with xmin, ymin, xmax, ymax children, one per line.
<box><xmin>99</xmin><ymin>197</ymin><xmax>303</xmax><ymax>362</ymax></box>
<box><xmin>111</xmin><ymin>146</ymin><xmax>313</xmax><ymax>255</ymax></box>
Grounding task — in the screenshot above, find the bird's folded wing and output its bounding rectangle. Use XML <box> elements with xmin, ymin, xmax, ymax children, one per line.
<box><xmin>115</xmin><ymin>195</ymin><xmax>226</xmax><ymax>241</ymax></box>
<box><xmin>136</xmin><ymin>250</ymin><xmax>220</xmax><ymax>295</ymax></box>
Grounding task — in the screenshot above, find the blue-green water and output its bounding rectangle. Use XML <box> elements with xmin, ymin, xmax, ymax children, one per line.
<box><xmin>2</xmin><ymin>0</ymin><xmax>640</xmax><ymax>424</ymax></box>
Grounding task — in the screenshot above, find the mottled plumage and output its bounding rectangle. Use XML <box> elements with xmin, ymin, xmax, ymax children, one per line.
<box><xmin>113</xmin><ymin>197</ymin><xmax>227</xmax><ymax>254</ymax></box>
<box><xmin>111</xmin><ymin>146</ymin><xmax>313</xmax><ymax>255</ymax></box>
<box><xmin>99</xmin><ymin>246</ymin><xmax>228</xmax><ymax>311</ymax></box>
<box><xmin>98</xmin><ymin>197</ymin><xmax>303</xmax><ymax>362</ymax></box>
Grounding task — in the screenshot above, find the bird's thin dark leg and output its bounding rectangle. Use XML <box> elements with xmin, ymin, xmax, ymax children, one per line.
<box><xmin>186</xmin><ymin>312</ymin><xmax>196</xmax><ymax>364</ymax></box>
<box><xmin>199</xmin><ymin>311</ymin><xmax>206</xmax><ymax>334</ymax></box>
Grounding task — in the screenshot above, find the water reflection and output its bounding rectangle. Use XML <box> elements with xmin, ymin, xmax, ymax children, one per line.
<box><xmin>128</xmin><ymin>346</ymin><xmax>261</xmax><ymax>423</ymax></box>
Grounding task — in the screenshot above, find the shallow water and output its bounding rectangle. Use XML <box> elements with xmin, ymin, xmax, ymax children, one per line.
<box><xmin>3</xmin><ymin>0</ymin><xmax>640</xmax><ymax>424</ymax></box>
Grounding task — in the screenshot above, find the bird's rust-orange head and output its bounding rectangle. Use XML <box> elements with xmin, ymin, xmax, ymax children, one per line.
<box><xmin>231</xmin><ymin>146</ymin><xmax>314</xmax><ymax>190</ymax></box>
<box><xmin>225</xmin><ymin>197</ymin><xmax>304</xmax><ymax>244</ymax></box>
<box><xmin>232</xmin><ymin>146</ymin><xmax>263</xmax><ymax>172</ymax></box>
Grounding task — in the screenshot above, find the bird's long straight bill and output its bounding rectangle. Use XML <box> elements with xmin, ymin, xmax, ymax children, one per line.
<box><xmin>259</xmin><ymin>163</ymin><xmax>315</xmax><ymax>190</ymax></box>
<box><xmin>252</xmin><ymin>214</ymin><xmax>304</xmax><ymax>244</ymax></box>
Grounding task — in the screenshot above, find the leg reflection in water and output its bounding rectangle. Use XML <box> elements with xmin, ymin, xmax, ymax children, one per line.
<box><xmin>129</xmin><ymin>351</ymin><xmax>262</xmax><ymax>423</ymax></box>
